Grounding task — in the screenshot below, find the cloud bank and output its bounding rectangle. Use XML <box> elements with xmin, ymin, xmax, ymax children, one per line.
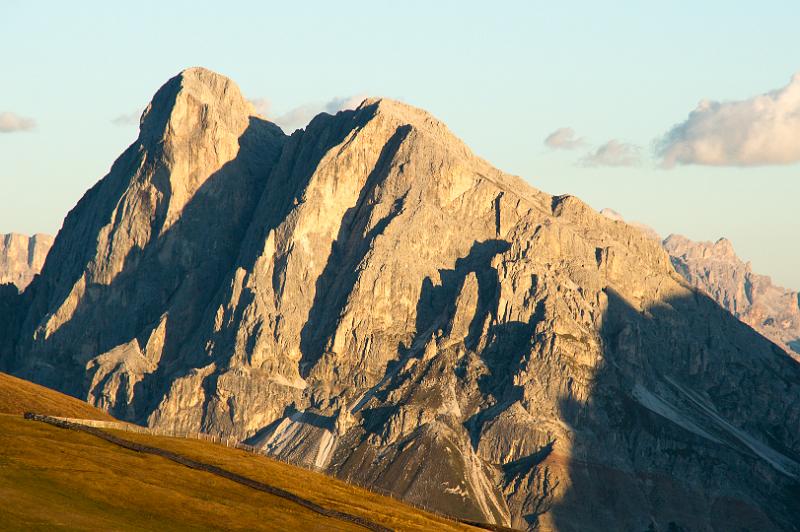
<box><xmin>658</xmin><ymin>73</ymin><xmax>800</xmax><ymax>167</ymax></box>
<box><xmin>581</xmin><ymin>139</ymin><xmax>641</xmax><ymax>167</ymax></box>
<box><xmin>249</xmin><ymin>98</ymin><xmax>271</xmax><ymax>117</ymax></box>
<box><xmin>544</xmin><ymin>127</ymin><xmax>585</xmax><ymax>150</ymax></box>
<box><xmin>0</xmin><ymin>112</ymin><xmax>36</xmax><ymax>133</ymax></box>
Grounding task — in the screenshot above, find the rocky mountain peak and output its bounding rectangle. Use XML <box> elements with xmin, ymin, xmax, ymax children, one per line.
<box><xmin>712</xmin><ymin>236</ymin><xmax>737</xmax><ymax>257</ymax></box>
<box><xmin>4</xmin><ymin>68</ymin><xmax>800</xmax><ymax>531</ymax></box>
<box><xmin>139</xmin><ymin>67</ymin><xmax>256</xmax><ymax>145</ymax></box>
<box><xmin>664</xmin><ymin>232</ymin><xmax>800</xmax><ymax>358</ymax></box>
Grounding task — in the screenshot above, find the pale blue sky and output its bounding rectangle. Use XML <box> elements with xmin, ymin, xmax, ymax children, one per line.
<box><xmin>1</xmin><ymin>1</ymin><xmax>798</xmax><ymax>288</ymax></box>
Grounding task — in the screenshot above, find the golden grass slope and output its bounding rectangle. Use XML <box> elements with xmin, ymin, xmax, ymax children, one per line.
<box><xmin>0</xmin><ymin>413</ymin><xmax>474</xmax><ymax>531</ymax></box>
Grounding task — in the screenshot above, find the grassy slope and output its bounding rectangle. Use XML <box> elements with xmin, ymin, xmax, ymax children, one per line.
<box><xmin>0</xmin><ymin>414</ymin><xmax>359</xmax><ymax>531</ymax></box>
<box><xmin>0</xmin><ymin>371</ymin><xmax>113</xmax><ymax>420</ymax></box>
<box><xmin>0</xmin><ymin>373</ymin><xmax>473</xmax><ymax>531</ymax></box>
<box><xmin>112</xmin><ymin>429</ymin><xmax>472</xmax><ymax>532</ymax></box>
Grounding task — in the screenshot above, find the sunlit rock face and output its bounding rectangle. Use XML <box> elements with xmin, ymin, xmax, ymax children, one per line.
<box><xmin>0</xmin><ymin>233</ymin><xmax>53</xmax><ymax>291</ymax></box>
<box><xmin>4</xmin><ymin>68</ymin><xmax>800</xmax><ymax>531</ymax></box>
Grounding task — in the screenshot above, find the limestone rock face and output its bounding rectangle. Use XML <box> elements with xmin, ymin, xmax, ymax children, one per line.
<box><xmin>4</xmin><ymin>69</ymin><xmax>800</xmax><ymax>531</ymax></box>
<box><xmin>0</xmin><ymin>233</ymin><xmax>53</xmax><ymax>291</ymax></box>
<box><xmin>664</xmin><ymin>234</ymin><xmax>800</xmax><ymax>359</ymax></box>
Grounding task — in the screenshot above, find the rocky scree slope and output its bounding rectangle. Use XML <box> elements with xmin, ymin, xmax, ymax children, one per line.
<box><xmin>2</xmin><ymin>68</ymin><xmax>800</xmax><ymax>531</ymax></box>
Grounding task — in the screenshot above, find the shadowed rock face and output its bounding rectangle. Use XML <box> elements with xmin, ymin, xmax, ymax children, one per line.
<box><xmin>600</xmin><ymin>209</ymin><xmax>800</xmax><ymax>361</ymax></box>
<box><xmin>3</xmin><ymin>68</ymin><xmax>800</xmax><ymax>531</ymax></box>
<box><xmin>0</xmin><ymin>233</ymin><xmax>53</xmax><ymax>291</ymax></box>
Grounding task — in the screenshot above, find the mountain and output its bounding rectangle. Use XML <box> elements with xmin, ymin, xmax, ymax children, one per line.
<box><xmin>3</xmin><ymin>68</ymin><xmax>799</xmax><ymax>531</ymax></box>
<box><xmin>598</xmin><ymin>208</ymin><xmax>661</xmax><ymax>241</ymax></box>
<box><xmin>598</xmin><ymin>209</ymin><xmax>800</xmax><ymax>359</ymax></box>
<box><xmin>0</xmin><ymin>233</ymin><xmax>53</xmax><ymax>291</ymax></box>
<box><xmin>664</xmin><ymin>235</ymin><xmax>800</xmax><ymax>359</ymax></box>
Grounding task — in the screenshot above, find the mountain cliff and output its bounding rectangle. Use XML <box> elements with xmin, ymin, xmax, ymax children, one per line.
<box><xmin>0</xmin><ymin>233</ymin><xmax>53</xmax><ymax>291</ymax></box>
<box><xmin>3</xmin><ymin>68</ymin><xmax>799</xmax><ymax>531</ymax></box>
<box><xmin>600</xmin><ymin>209</ymin><xmax>800</xmax><ymax>359</ymax></box>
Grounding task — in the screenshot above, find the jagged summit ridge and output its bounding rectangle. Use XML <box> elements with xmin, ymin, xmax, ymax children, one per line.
<box><xmin>4</xmin><ymin>68</ymin><xmax>800</xmax><ymax>531</ymax></box>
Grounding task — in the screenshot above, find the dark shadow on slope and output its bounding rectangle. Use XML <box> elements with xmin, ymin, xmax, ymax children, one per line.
<box><xmin>359</xmin><ymin>239</ymin><xmax>532</xmax><ymax>454</ymax></box>
<box><xmin>343</xmin><ymin>239</ymin><xmax>512</xmax><ymax>442</ymax></box>
<box><xmin>298</xmin><ymin>125</ymin><xmax>412</xmax><ymax>378</ymax></box>
<box><xmin>502</xmin><ymin>441</ymin><xmax>554</xmax><ymax>477</ymax></box>
<box><xmin>413</xmin><ymin>239</ymin><xmax>511</xmax><ymax>348</ymax></box>
<box><xmin>541</xmin><ymin>287</ymin><xmax>800</xmax><ymax>532</ymax></box>
<box><xmin>0</xmin><ymin>283</ymin><xmax>23</xmax><ymax>368</ymax></box>
<box><xmin>463</xmin><ymin>312</ymin><xmax>542</xmax><ymax>451</ymax></box>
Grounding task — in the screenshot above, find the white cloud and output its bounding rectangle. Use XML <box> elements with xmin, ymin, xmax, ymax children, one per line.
<box><xmin>249</xmin><ymin>98</ymin><xmax>271</xmax><ymax>117</ymax></box>
<box><xmin>657</xmin><ymin>73</ymin><xmax>800</xmax><ymax>167</ymax></box>
<box><xmin>0</xmin><ymin>112</ymin><xmax>35</xmax><ymax>133</ymax></box>
<box><xmin>580</xmin><ymin>139</ymin><xmax>641</xmax><ymax>167</ymax></box>
<box><xmin>322</xmin><ymin>95</ymin><xmax>365</xmax><ymax>115</ymax></box>
<box><xmin>271</xmin><ymin>95</ymin><xmax>366</xmax><ymax>132</ymax></box>
<box><xmin>544</xmin><ymin>127</ymin><xmax>585</xmax><ymax>150</ymax></box>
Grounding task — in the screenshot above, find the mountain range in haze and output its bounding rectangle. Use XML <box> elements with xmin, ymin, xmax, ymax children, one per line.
<box><xmin>1</xmin><ymin>68</ymin><xmax>798</xmax><ymax>531</ymax></box>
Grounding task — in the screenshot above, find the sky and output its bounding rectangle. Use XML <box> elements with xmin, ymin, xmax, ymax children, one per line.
<box><xmin>1</xmin><ymin>1</ymin><xmax>798</xmax><ymax>288</ymax></box>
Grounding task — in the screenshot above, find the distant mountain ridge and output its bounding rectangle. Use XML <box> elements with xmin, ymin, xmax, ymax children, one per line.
<box><xmin>2</xmin><ymin>68</ymin><xmax>799</xmax><ymax>531</ymax></box>
<box><xmin>0</xmin><ymin>233</ymin><xmax>53</xmax><ymax>291</ymax></box>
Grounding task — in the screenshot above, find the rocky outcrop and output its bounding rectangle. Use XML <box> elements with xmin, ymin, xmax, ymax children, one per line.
<box><xmin>4</xmin><ymin>68</ymin><xmax>800</xmax><ymax>531</ymax></box>
<box><xmin>0</xmin><ymin>233</ymin><xmax>53</xmax><ymax>291</ymax></box>
<box><xmin>664</xmin><ymin>234</ymin><xmax>800</xmax><ymax>359</ymax></box>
